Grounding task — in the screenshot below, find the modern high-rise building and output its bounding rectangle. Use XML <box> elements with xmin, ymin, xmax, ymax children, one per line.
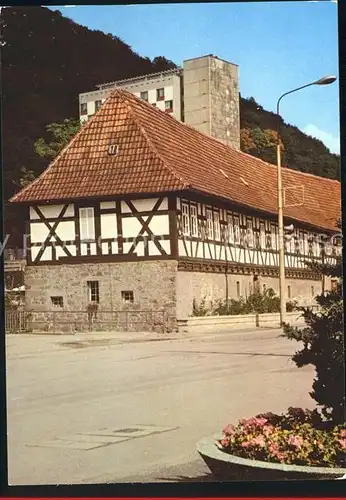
<box><xmin>79</xmin><ymin>54</ymin><xmax>240</xmax><ymax>150</ymax></box>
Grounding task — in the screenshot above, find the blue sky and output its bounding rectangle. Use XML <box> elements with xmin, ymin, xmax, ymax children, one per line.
<box><xmin>51</xmin><ymin>1</ymin><xmax>339</xmax><ymax>154</ymax></box>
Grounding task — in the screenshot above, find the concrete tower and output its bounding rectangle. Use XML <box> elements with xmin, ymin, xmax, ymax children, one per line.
<box><xmin>182</xmin><ymin>55</ymin><xmax>240</xmax><ymax>150</ymax></box>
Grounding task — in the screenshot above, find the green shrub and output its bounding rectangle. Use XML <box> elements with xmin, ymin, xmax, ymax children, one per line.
<box><xmin>283</xmin><ymin>252</ymin><xmax>345</xmax><ymax>425</ymax></box>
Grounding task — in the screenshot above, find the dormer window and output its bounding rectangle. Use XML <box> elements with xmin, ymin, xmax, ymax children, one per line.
<box><xmin>108</xmin><ymin>144</ymin><xmax>118</xmax><ymax>156</ymax></box>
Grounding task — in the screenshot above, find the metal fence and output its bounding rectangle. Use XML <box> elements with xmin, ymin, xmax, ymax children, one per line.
<box><xmin>5</xmin><ymin>309</ymin><xmax>171</xmax><ymax>334</ymax></box>
<box><xmin>5</xmin><ymin>310</ymin><xmax>31</xmax><ymax>333</ymax></box>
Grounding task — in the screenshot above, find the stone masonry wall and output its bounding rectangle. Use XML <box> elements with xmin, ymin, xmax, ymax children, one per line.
<box><xmin>176</xmin><ymin>270</ymin><xmax>327</xmax><ymax>319</ymax></box>
<box><xmin>25</xmin><ymin>260</ymin><xmax>178</xmax><ymax>333</ymax></box>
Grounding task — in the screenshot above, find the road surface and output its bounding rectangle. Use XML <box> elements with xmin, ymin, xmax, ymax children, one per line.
<box><xmin>6</xmin><ymin>328</ymin><xmax>315</xmax><ymax>485</ymax></box>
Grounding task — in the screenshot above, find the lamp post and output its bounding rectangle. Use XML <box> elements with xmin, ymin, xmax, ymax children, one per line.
<box><xmin>276</xmin><ymin>75</ymin><xmax>337</xmax><ymax>326</ymax></box>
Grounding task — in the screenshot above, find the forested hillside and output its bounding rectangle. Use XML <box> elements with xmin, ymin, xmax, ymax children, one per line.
<box><xmin>0</xmin><ymin>6</ymin><xmax>340</xmax><ymax>246</ymax></box>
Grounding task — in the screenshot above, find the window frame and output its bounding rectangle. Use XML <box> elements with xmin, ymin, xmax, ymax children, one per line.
<box><xmin>156</xmin><ymin>88</ymin><xmax>165</xmax><ymax>101</ymax></box>
<box><xmin>233</xmin><ymin>215</ymin><xmax>240</xmax><ymax>244</ymax></box>
<box><xmin>213</xmin><ymin>211</ymin><xmax>221</xmax><ymax>241</ymax></box>
<box><xmin>51</xmin><ymin>296</ymin><xmax>64</xmax><ymax>308</ymax></box>
<box><xmin>121</xmin><ymin>290</ymin><xmax>134</xmax><ymax>303</ymax></box>
<box><xmin>87</xmin><ymin>281</ymin><xmax>99</xmax><ymax>303</ymax></box>
<box><xmin>181</xmin><ymin>202</ymin><xmax>190</xmax><ymax>236</ymax></box>
<box><xmin>206</xmin><ymin>208</ymin><xmax>214</xmax><ymax>240</ymax></box>
<box><xmin>80</xmin><ymin>102</ymin><xmax>88</xmax><ymax>115</ymax></box>
<box><xmin>79</xmin><ymin>207</ymin><xmax>95</xmax><ymax>242</ymax></box>
<box><xmin>140</xmin><ymin>91</ymin><xmax>149</xmax><ymax>102</ymax></box>
<box><xmin>190</xmin><ymin>204</ymin><xmax>198</xmax><ymax>237</ymax></box>
<box><xmin>95</xmin><ymin>100</ymin><xmax>102</xmax><ymax>112</ymax></box>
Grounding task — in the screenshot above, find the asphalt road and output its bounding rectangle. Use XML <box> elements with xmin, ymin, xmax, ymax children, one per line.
<box><xmin>6</xmin><ymin>328</ymin><xmax>315</xmax><ymax>485</ymax></box>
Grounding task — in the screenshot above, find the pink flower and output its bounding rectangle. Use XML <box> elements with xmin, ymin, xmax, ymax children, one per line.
<box><xmin>252</xmin><ymin>435</ymin><xmax>266</xmax><ymax>447</ymax></box>
<box><xmin>288</xmin><ymin>435</ymin><xmax>304</xmax><ymax>449</ymax></box>
<box><xmin>339</xmin><ymin>429</ymin><xmax>346</xmax><ymax>438</ymax></box>
<box><xmin>220</xmin><ymin>438</ymin><xmax>230</xmax><ymax>447</ymax></box>
<box><xmin>223</xmin><ymin>424</ymin><xmax>235</xmax><ymax>435</ymax></box>
<box><xmin>241</xmin><ymin>440</ymin><xmax>252</xmax><ymax>448</ymax></box>
<box><xmin>338</xmin><ymin>438</ymin><xmax>346</xmax><ymax>449</ymax></box>
<box><xmin>263</xmin><ymin>425</ymin><xmax>275</xmax><ymax>436</ymax></box>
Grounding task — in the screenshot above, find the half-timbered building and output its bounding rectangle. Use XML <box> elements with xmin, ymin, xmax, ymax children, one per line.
<box><xmin>10</xmin><ymin>89</ymin><xmax>341</xmax><ymax>329</ymax></box>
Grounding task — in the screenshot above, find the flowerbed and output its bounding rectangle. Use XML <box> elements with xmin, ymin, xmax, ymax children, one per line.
<box><xmin>218</xmin><ymin>408</ymin><xmax>346</xmax><ymax>468</ymax></box>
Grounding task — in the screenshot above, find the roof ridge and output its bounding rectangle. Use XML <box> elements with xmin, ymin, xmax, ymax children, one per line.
<box><xmin>10</xmin><ymin>116</ymin><xmax>94</xmax><ymax>202</ymax></box>
<box><xmin>119</xmin><ymin>89</ymin><xmax>340</xmax><ymax>186</ymax></box>
<box><xmin>116</xmin><ymin>90</ymin><xmax>189</xmax><ymax>189</ymax></box>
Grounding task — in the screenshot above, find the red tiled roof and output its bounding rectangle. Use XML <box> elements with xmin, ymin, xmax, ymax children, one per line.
<box><xmin>11</xmin><ymin>89</ymin><xmax>340</xmax><ymax>232</ymax></box>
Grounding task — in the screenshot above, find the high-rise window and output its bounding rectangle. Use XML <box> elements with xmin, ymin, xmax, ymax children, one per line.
<box><xmin>95</xmin><ymin>100</ymin><xmax>102</xmax><ymax>112</ymax></box>
<box><xmin>164</xmin><ymin>100</ymin><xmax>173</xmax><ymax>112</ymax></box>
<box><xmin>140</xmin><ymin>91</ymin><xmax>148</xmax><ymax>101</ymax></box>
<box><xmin>79</xmin><ymin>207</ymin><xmax>95</xmax><ymax>241</ymax></box>
<box><xmin>80</xmin><ymin>103</ymin><xmax>87</xmax><ymax>115</ymax></box>
<box><xmin>157</xmin><ymin>88</ymin><xmax>165</xmax><ymax>101</ymax></box>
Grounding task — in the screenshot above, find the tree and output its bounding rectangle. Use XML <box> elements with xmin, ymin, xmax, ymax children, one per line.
<box><xmin>34</xmin><ymin>118</ymin><xmax>81</xmax><ymax>161</ymax></box>
<box><xmin>283</xmin><ymin>222</ymin><xmax>345</xmax><ymax>425</ymax></box>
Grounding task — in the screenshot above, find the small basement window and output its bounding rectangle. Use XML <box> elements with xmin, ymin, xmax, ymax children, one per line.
<box><xmin>121</xmin><ymin>291</ymin><xmax>134</xmax><ymax>303</ymax></box>
<box><xmin>87</xmin><ymin>281</ymin><xmax>99</xmax><ymax>303</ymax></box>
<box><xmin>51</xmin><ymin>296</ymin><xmax>63</xmax><ymax>308</ymax></box>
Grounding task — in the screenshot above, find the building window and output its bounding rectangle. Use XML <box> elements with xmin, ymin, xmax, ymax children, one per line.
<box><xmin>79</xmin><ymin>207</ymin><xmax>95</xmax><ymax>241</ymax></box>
<box><xmin>233</xmin><ymin>216</ymin><xmax>240</xmax><ymax>244</ymax></box>
<box><xmin>311</xmin><ymin>286</ymin><xmax>315</xmax><ymax>297</ymax></box>
<box><xmin>206</xmin><ymin>209</ymin><xmax>213</xmax><ymax>239</ymax></box>
<box><xmin>214</xmin><ymin>211</ymin><xmax>221</xmax><ymax>241</ymax></box>
<box><xmin>247</xmin><ymin>219</ymin><xmax>254</xmax><ymax>247</ymax></box>
<box><xmin>331</xmin><ymin>279</ymin><xmax>338</xmax><ymax>292</ymax></box>
<box><xmin>121</xmin><ymin>290</ymin><xmax>134</xmax><ymax>303</ymax></box>
<box><xmin>156</xmin><ymin>88</ymin><xmax>165</xmax><ymax>101</ymax></box>
<box><xmin>260</xmin><ymin>222</ymin><xmax>266</xmax><ymax>248</ymax></box>
<box><xmin>287</xmin><ymin>285</ymin><xmax>291</xmax><ymax>299</ymax></box>
<box><xmin>80</xmin><ymin>102</ymin><xmax>87</xmax><ymax>115</ymax></box>
<box><xmin>299</xmin><ymin>232</ymin><xmax>304</xmax><ymax>254</ymax></box>
<box><xmin>190</xmin><ymin>204</ymin><xmax>198</xmax><ymax>237</ymax></box>
<box><xmin>263</xmin><ymin>284</ymin><xmax>266</xmax><ymax>293</ymax></box>
<box><xmin>51</xmin><ymin>296</ymin><xmax>63</xmax><ymax>308</ymax></box>
<box><xmin>227</xmin><ymin>215</ymin><xmax>234</xmax><ymax>244</ymax></box>
<box><xmin>87</xmin><ymin>281</ymin><xmax>99</xmax><ymax>303</ymax></box>
<box><xmin>271</xmin><ymin>224</ymin><xmax>277</xmax><ymax>250</ymax></box>
<box><xmin>140</xmin><ymin>91</ymin><xmax>149</xmax><ymax>101</ymax></box>
<box><xmin>165</xmin><ymin>100</ymin><xmax>173</xmax><ymax>112</ymax></box>
<box><xmin>236</xmin><ymin>281</ymin><xmax>240</xmax><ymax>297</ymax></box>
<box><xmin>95</xmin><ymin>100</ymin><xmax>102</xmax><ymax>112</ymax></box>
<box><xmin>181</xmin><ymin>202</ymin><xmax>190</xmax><ymax>236</ymax></box>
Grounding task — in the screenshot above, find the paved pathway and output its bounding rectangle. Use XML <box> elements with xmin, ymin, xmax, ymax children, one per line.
<box><xmin>6</xmin><ymin>328</ymin><xmax>314</xmax><ymax>485</ymax></box>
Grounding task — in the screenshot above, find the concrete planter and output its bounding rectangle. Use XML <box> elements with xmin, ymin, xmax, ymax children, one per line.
<box><xmin>197</xmin><ymin>434</ymin><xmax>346</xmax><ymax>481</ymax></box>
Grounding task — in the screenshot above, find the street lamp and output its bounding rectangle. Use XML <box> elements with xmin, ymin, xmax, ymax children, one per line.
<box><xmin>276</xmin><ymin>75</ymin><xmax>337</xmax><ymax>326</ymax></box>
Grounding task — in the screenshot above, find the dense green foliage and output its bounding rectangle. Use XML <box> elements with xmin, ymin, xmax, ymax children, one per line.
<box><xmin>34</xmin><ymin>118</ymin><xmax>81</xmax><ymax>161</ymax></box>
<box><xmin>240</xmin><ymin>97</ymin><xmax>340</xmax><ymax>179</ymax></box>
<box><xmin>1</xmin><ymin>6</ymin><xmax>340</xmax><ymax>248</ymax></box>
<box><xmin>192</xmin><ymin>288</ymin><xmax>297</xmax><ymax>316</ymax></box>
<box><xmin>283</xmin><ymin>243</ymin><xmax>345</xmax><ymax>425</ymax></box>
